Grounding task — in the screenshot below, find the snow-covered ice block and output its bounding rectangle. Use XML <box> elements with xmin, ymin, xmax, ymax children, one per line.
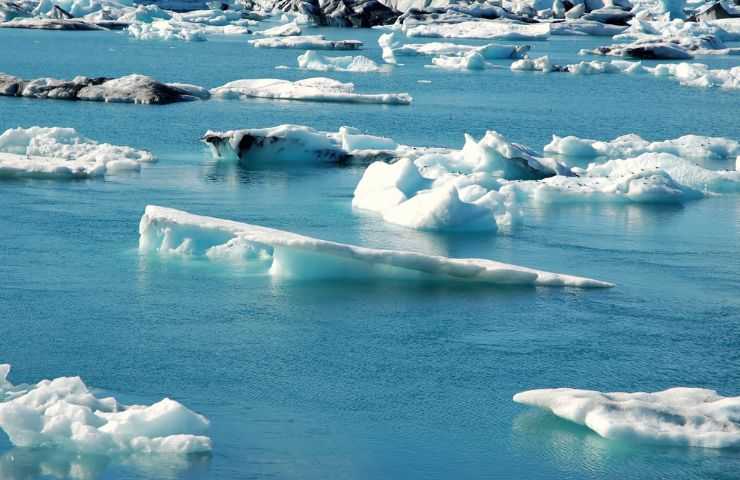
<box><xmin>514</xmin><ymin>387</ymin><xmax>740</xmax><ymax>448</ymax></box>
<box><xmin>249</xmin><ymin>35</ymin><xmax>362</xmax><ymax>50</ymax></box>
<box><xmin>210</xmin><ymin>77</ymin><xmax>411</xmax><ymax>105</ymax></box>
<box><xmin>297</xmin><ymin>50</ymin><xmax>389</xmax><ymax>73</ymax></box>
<box><xmin>0</xmin><ymin>363</ymin><xmax>211</xmax><ymax>454</ymax></box>
<box><xmin>404</xmin><ymin>20</ymin><xmax>550</xmax><ymax>41</ymax></box>
<box><xmin>0</xmin><ymin>126</ymin><xmax>154</xmax><ymax>179</ymax></box>
<box><xmin>139</xmin><ymin>205</ymin><xmax>614</xmax><ymax>288</ymax></box>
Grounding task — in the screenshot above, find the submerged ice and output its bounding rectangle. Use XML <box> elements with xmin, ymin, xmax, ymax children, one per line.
<box><xmin>514</xmin><ymin>387</ymin><xmax>740</xmax><ymax>449</ymax></box>
<box><xmin>0</xmin><ymin>364</ymin><xmax>211</xmax><ymax>454</ymax></box>
<box><xmin>139</xmin><ymin>205</ymin><xmax>613</xmax><ymax>288</ymax></box>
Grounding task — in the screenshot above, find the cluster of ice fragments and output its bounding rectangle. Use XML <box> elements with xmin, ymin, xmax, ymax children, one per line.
<box><xmin>0</xmin><ymin>126</ymin><xmax>154</xmax><ymax>179</ymax></box>
<box><xmin>0</xmin><ymin>364</ymin><xmax>211</xmax><ymax>454</ymax></box>
<box><xmin>139</xmin><ymin>205</ymin><xmax>613</xmax><ymax>287</ymax></box>
<box><xmin>508</xmin><ymin>55</ymin><xmax>740</xmax><ymax>90</ymax></box>
<box><xmin>202</xmin><ymin>124</ymin><xmax>739</xmax><ymax>231</ymax></box>
<box><xmin>514</xmin><ymin>387</ymin><xmax>740</xmax><ymax>448</ymax></box>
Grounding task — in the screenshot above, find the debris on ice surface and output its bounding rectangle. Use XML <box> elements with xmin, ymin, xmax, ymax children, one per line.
<box><xmin>514</xmin><ymin>387</ymin><xmax>740</xmax><ymax>448</ymax></box>
<box><xmin>209</xmin><ymin>77</ymin><xmax>411</xmax><ymax>104</ymax></box>
<box><xmin>0</xmin><ymin>363</ymin><xmax>211</xmax><ymax>454</ymax></box>
<box><xmin>0</xmin><ymin>126</ymin><xmax>154</xmax><ymax>178</ymax></box>
<box><xmin>297</xmin><ymin>50</ymin><xmax>389</xmax><ymax>73</ymax></box>
<box><xmin>249</xmin><ymin>35</ymin><xmax>362</xmax><ymax>50</ymax></box>
<box><xmin>0</xmin><ymin>72</ymin><xmax>209</xmax><ymax>104</ymax></box>
<box><xmin>139</xmin><ymin>205</ymin><xmax>614</xmax><ymax>287</ymax></box>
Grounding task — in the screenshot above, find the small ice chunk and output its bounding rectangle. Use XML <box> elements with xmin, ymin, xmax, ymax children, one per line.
<box><xmin>297</xmin><ymin>50</ymin><xmax>388</xmax><ymax>73</ymax></box>
<box><xmin>249</xmin><ymin>35</ymin><xmax>362</xmax><ymax>50</ymax></box>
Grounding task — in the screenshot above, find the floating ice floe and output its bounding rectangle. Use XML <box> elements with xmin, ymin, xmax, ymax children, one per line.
<box><xmin>0</xmin><ymin>363</ymin><xmax>211</xmax><ymax>454</ymax></box>
<box><xmin>514</xmin><ymin>387</ymin><xmax>740</xmax><ymax>448</ymax></box>
<box><xmin>393</xmin><ymin>41</ymin><xmax>530</xmax><ymax>59</ymax></box>
<box><xmin>0</xmin><ymin>72</ymin><xmax>209</xmax><ymax>104</ymax></box>
<box><xmin>645</xmin><ymin>62</ymin><xmax>740</xmax><ymax>90</ymax></box>
<box><xmin>297</xmin><ymin>50</ymin><xmax>389</xmax><ymax>73</ymax></box>
<box><xmin>549</xmin><ymin>19</ymin><xmax>627</xmax><ymax>36</ymax></box>
<box><xmin>139</xmin><ymin>205</ymin><xmax>613</xmax><ymax>287</ymax></box>
<box><xmin>127</xmin><ymin>19</ymin><xmax>250</xmax><ymax>41</ymax></box>
<box><xmin>508</xmin><ymin>55</ymin><xmax>739</xmax><ymax>90</ymax></box>
<box><xmin>249</xmin><ymin>35</ymin><xmax>362</xmax><ymax>50</ymax></box>
<box><xmin>404</xmin><ymin>20</ymin><xmax>550</xmax><ymax>40</ymax></box>
<box><xmin>545</xmin><ymin>133</ymin><xmax>740</xmax><ymax>162</ymax></box>
<box><xmin>0</xmin><ymin>126</ymin><xmax>154</xmax><ymax>178</ymax></box>
<box><xmin>430</xmin><ymin>51</ymin><xmax>488</xmax><ymax>70</ymax></box>
<box><xmin>510</xmin><ymin>55</ymin><xmax>641</xmax><ymax>73</ymax></box>
<box><xmin>581</xmin><ymin>17</ymin><xmax>740</xmax><ymax>59</ymax></box>
<box><xmin>258</xmin><ymin>19</ymin><xmax>301</xmax><ymax>36</ymax></box>
<box><xmin>209</xmin><ymin>77</ymin><xmax>411</xmax><ymax>104</ymax></box>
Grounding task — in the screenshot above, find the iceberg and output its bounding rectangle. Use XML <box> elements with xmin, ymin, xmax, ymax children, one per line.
<box><xmin>297</xmin><ymin>50</ymin><xmax>389</xmax><ymax>73</ymax></box>
<box><xmin>209</xmin><ymin>77</ymin><xmax>411</xmax><ymax>105</ymax></box>
<box><xmin>0</xmin><ymin>73</ymin><xmax>209</xmax><ymax>104</ymax></box>
<box><xmin>514</xmin><ymin>387</ymin><xmax>740</xmax><ymax>449</ymax></box>
<box><xmin>0</xmin><ymin>363</ymin><xmax>211</xmax><ymax>454</ymax></box>
<box><xmin>127</xmin><ymin>20</ymin><xmax>207</xmax><ymax>41</ymax></box>
<box><xmin>404</xmin><ymin>20</ymin><xmax>550</xmax><ymax>41</ymax></box>
<box><xmin>0</xmin><ymin>126</ymin><xmax>154</xmax><ymax>179</ymax></box>
<box><xmin>249</xmin><ymin>35</ymin><xmax>362</xmax><ymax>50</ymax></box>
<box><xmin>139</xmin><ymin>205</ymin><xmax>613</xmax><ymax>288</ymax></box>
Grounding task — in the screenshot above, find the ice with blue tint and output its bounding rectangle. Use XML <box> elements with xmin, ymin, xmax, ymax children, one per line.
<box><xmin>1</xmin><ymin>20</ymin><xmax>739</xmax><ymax>480</ymax></box>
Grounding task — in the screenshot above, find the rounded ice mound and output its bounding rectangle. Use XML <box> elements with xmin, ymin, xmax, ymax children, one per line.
<box><xmin>514</xmin><ymin>387</ymin><xmax>740</xmax><ymax>449</ymax></box>
<box><xmin>0</xmin><ymin>364</ymin><xmax>212</xmax><ymax>454</ymax></box>
<box><xmin>0</xmin><ymin>126</ymin><xmax>155</xmax><ymax>179</ymax></box>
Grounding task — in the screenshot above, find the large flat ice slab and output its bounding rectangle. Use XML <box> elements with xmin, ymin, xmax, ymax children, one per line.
<box><xmin>210</xmin><ymin>78</ymin><xmax>411</xmax><ymax>105</ymax></box>
<box><xmin>0</xmin><ymin>363</ymin><xmax>211</xmax><ymax>454</ymax></box>
<box><xmin>514</xmin><ymin>387</ymin><xmax>740</xmax><ymax>449</ymax></box>
<box><xmin>139</xmin><ymin>205</ymin><xmax>614</xmax><ymax>288</ymax></box>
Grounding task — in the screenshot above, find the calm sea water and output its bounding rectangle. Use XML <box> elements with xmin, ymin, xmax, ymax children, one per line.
<box><xmin>0</xmin><ymin>26</ymin><xmax>739</xmax><ymax>480</ymax></box>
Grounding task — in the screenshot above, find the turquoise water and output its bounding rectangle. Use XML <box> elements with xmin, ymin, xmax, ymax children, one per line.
<box><xmin>1</xmin><ymin>26</ymin><xmax>739</xmax><ymax>479</ymax></box>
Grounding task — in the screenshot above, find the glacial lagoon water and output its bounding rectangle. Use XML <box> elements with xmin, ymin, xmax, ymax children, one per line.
<box><xmin>1</xmin><ymin>26</ymin><xmax>740</xmax><ymax>479</ymax></box>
